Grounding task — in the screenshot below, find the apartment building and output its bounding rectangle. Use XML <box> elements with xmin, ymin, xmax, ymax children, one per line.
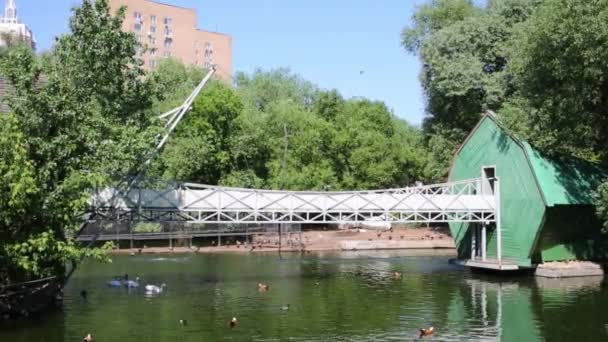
<box><xmin>0</xmin><ymin>0</ymin><xmax>36</xmax><ymax>50</ymax></box>
<box><xmin>109</xmin><ymin>0</ymin><xmax>232</xmax><ymax>81</ymax></box>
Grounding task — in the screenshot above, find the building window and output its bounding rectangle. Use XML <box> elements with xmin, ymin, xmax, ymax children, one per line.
<box><xmin>150</xmin><ymin>15</ymin><xmax>157</xmax><ymax>24</ymax></box>
<box><xmin>150</xmin><ymin>49</ymin><xmax>156</xmax><ymax>57</ymax></box>
<box><xmin>164</xmin><ymin>40</ymin><xmax>172</xmax><ymax>49</ymax></box>
<box><xmin>204</xmin><ymin>42</ymin><xmax>214</xmax><ymax>57</ymax></box>
<box><xmin>134</xmin><ymin>11</ymin><xmax>142</xmax><ymax>20</ymax></box>
<box><xmin>149</xmin><ymin>36</ymin><xmax>156</xmax><ymax>45</ymax></box>
<box><xmin>164</xmin><ymin>51</ymin><xmax>172</xmax><ymax>58</ymax></box>
<box><xmin>134</xmin><ymin>23</ymin><xmax>142</xmax><ymax>32</ymax></box>
<box><xmin>149</xmin><ymin>26</ymin><xmax>156</xmax><ymax>34</ymax></box>
<box><xmin>149</xmin><ymin>59</ymin><xmax>157</xmax><ymax>68</ymax></box>
<box><xmin>164</xmin><ymin>17</ymin><xmax>172</xmax><ymax>25</ymax></box>
<box><xmin>164</xmin><ymin>26</ymin><xmax>173</xmax><ymax>37</ymax></box>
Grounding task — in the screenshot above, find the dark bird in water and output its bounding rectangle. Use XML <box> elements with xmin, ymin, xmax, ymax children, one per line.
<box><xmin>230</xmin><ymin>317</ymin><xmax>238</xmax><ymax>328</ymax></box>
<box><xmin>83</xmin><ymin>333</ymin><xmax>95</xmax><ymax>342</ymax></box>
<box><xmin>258</xmin><ymin>283</ymin><xmax>269</xmax><ymax>292</ymax></box>
<box><xmin>179</xmin><ymin>319</ymin><xmax>188</xmax><ymax>326</ymax></box>
<box><xmin>80</xmin><ymin>290</ymin><xmax>88</xmax><ymax>300</ymax></box>
<box><xmin>419</xmin><ymin>326</ymin><xmax>434</xmax><ymax>338</ymax></box>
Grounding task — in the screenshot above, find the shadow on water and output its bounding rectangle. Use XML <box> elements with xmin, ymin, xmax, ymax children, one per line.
<box><xmin>0</xmin><ymin>252</ymin><xmax>607</xmax><ymax>341</ymax></box>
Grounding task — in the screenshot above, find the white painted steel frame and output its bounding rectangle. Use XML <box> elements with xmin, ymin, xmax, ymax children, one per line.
<box><xmin>91</xmin><ymin>178</ymin><xmax>498</xmax><ymax>225</ymax></box>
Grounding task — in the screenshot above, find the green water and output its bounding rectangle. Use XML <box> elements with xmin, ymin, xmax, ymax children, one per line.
<box><xmin>1</xmin><ymin>250</ymin><xmax>608</xmax><ymax>341</ymax></box>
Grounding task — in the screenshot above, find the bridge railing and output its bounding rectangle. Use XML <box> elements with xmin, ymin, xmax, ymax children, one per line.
<box><xmin>89</xmin><ymin>178</ymin><xmax>497</xmax><ymax>224</ymax></box>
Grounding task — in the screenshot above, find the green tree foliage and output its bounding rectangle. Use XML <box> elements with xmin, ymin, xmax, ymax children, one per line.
<box><xmin>152</xmin><ymin>58</ymin><xmax>206</xmax><ymax>113</ymax></box>
<box><xmin>156</xmin><ymin>81</ymin><xmax>243</xmax><ymax>183</ymax></box>
<box><xmin>153</xmin><ymin>66</ymin><xmax>429</xmax><ymax>190</ymax></box>
<box><xmin>503</xmin><ymin>0</ymin><xmax>608</xmax><ymax>161</ymax></box>
<box><xmin>0</xmin><ymin>0</ymin><xmax>154</xmax><ymax>283</ymax></box>
<box><xmin>402</xmin><ymin>0</ymin><xmax>542</xmax><ymax>181</ymax></box>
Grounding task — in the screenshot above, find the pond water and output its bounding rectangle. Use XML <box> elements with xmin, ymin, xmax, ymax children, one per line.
<box><xmin>1</xmin><ymin>250</ymin><xmax>608</xmax><ymax>341</ymax></box>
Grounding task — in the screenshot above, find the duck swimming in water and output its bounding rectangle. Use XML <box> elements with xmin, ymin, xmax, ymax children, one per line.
<box><xmin>145</xmin><ymin>283</ymin><xmax>166</xmax><ymax>294</ymax></box>
<box><xmin>258</xmin><ymin>283</ymin><xmax>269</xmax><ymax>291</ymax></box>
<box><xmin>230</xmin><ymin>317</ymin><xmax>238</xmax><ymax>328</ymax></box>
<box><xmin>83</xmin><ymin>333</ymin><xmax>94</xmax><ymax>342</ymax></box>
<box><xmin>125</xmin><ymin>277</ymin><xmax>140</xmax><ymax>288</ymax></box>
<box><xmin>419</xmin><ymin>326</ymin><xmax>434</xmax><ymax>338</ymax></box>
<box><xmin>107</xmin><ymin>278</ymin><xmax>123</xmax><ymax>287</ymax></box>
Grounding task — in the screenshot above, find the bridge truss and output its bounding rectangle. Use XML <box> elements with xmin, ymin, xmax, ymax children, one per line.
<box><xmin>90</xmin><ymin>178</ymin><xmax>497</xmax><ymax>225</ymax></box>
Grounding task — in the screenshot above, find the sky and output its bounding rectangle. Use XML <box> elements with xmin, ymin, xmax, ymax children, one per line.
<box><xmin>13</xmin><ymin>0</ymin><xmax>427</xmax><ymax>125</ymax></box>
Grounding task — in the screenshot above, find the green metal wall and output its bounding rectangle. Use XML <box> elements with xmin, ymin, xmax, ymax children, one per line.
<box><xmin>536</xmin><ymin>206</ymin><xmax>604</xmax><ymax>262</ymax></box>
<box><xmin>448</xmin><ymin>116</ymin><xmax>546</xmax><ymax>266</ymax></box>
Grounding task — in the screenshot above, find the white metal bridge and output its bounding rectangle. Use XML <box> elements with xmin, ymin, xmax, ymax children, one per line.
<box><xmin>91</xmin><ymin>177</ymin><xmax>498</xmax><ymax>225</ymax></box>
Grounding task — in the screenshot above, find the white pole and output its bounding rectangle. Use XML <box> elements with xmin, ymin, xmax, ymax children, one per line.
<box><xmin>482</xmin><ymin>222</ymin><xmax>487</xmax><ymax>261</ymax></box>
<box><xmin>471</xmin><ymin>225</ymin><xmax>476</xmax><ymax>261</ymax></box>
<box><xmin>495</xmin><ymin>177</ymin><xmax>502</xmax><ymax>265</ymax></box>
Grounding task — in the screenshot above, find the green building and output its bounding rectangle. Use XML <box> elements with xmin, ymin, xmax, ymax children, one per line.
<box><xmin>449</xmin><ymin>112</ymin><xmax>606</xmax><ymax>270</ymax></box>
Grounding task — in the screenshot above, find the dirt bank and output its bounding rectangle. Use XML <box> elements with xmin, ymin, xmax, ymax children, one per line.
<box><xmin>110</xmin><ymin>227</ymin><xmax>455</xmax><ymax>255</ymax></box>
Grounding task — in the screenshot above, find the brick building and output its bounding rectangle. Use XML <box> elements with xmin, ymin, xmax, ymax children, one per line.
<box><xmin>109</xmin><ymin>0</ymin><xmax>232</xmax><ymax>81</ymax></box>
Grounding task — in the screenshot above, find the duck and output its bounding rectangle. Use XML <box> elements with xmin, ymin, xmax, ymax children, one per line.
<box><xmin>230</xmin><ymin>317</ymin><xmax>238</xmax><ymax>328</ymax></box>
<box><xmin>393</xmin><ymin>271</ymin><xmax>402</xmax><ymax>279</ymax></box>
<box><xmin>179</xmin><ymin>319</ymin><xmax>188</xmax><ymax>326</ymax></box>
<box><xmin>83</xmin><ymin>333</ymin><xmax>95</xmax><ymax>342</ymax></box>
<box><xmin>280</xmin><ymin>304</ymin><xmax>290</xmax><ymax>311</ymax></box>
<box><xmin>145</xmin><ymin>283</ymin><xmax>166</xmax><ymax>294</ymax></box>
<box><xmin>125</xmin><ymin>277</ymin><xmax>140</xmax><ymax>288</ymax></box>
<box><xmin>419</xmin><ymin>326</ymin><xmax>434</xmax><ymax>338</ymax></box>
<box><xmin>80</xmin><ymin>290</ymin><xmax>88</xmax><ymax>300</ymax></box>
<box><xmin>107</xmin><ymin>278</ymin><xmax>123</xmax><ymax>287</ymax></box>
<box><xmin>258</xmin><ymin>283</ymin><xmax>269</xmax><ymax>292</ymax></box>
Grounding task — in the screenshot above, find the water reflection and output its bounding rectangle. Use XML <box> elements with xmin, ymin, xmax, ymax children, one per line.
<box><xmin>0</xmin><ymin>251</ymin><xmax>606</xmax><ymax>341</ymax></box>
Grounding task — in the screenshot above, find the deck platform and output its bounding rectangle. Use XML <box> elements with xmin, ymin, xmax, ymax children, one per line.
<box><xmin>450</xmin><ymin>258</ymin><xmax>520</xmax><ymax>271</ymax></box>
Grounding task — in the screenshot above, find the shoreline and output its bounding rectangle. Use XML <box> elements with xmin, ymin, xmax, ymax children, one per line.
<box><xmin>109</xmin><ymin>227</ymin><xmax>456</xmax><ymax>255</ymax></box>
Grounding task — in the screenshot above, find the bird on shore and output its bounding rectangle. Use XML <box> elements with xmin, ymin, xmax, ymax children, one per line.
<box><xmin>83</xmin><ymin>333</ymin><xmax>94</xmax><ymax>342</ymax></box>
<box><xmin>419</xmin><ymin>326</ymin><xmax>434</xmax><ymax>338</ymax></box>
<box><xmin>258</xmin><ymin>283</ymin><xmax>269</xmax><ymax>292</ymax></box>
<box><xmin>230</xmin><ymin>317</ymin><xmax>238</xmax><ymax>328</ymax></box>
<box><xmin>145</xmin><ymin>283</ymin><xmax>166</xmax><ymax>294</ymax></box>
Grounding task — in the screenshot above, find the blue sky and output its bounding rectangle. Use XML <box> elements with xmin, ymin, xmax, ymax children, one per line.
<box><xmin>14</xmin><ymin>0</ymin><xmax>426</xmax><ymax>125</ymax></box>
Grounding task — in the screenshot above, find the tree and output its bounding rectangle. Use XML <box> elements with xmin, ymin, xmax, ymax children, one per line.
<box><xmin>502</xmin><ymin>0</ymin><xmax>608</xmax><ymax>161</ymax></box>
<box><xmin>157</xmin><ymin>81</ymin><xmax>243</xmax><ymax>184</ymax></box>
<box><xmin>0</xmin><ymin>0</ymin><xmax>157</xmax><ymax>282</ymax></box>
<box><xmin>402</xmin><ymin>0</ymin><xmax>542</xmax><ymax>180</ymax></box>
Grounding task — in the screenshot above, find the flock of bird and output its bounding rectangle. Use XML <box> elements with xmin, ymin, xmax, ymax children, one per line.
<box><xmin>81</xmin><ymin>274</ymin><xmax>434</xmax><ymax>341</ymax></box>
<box><xmin>105</xmin><ymin>274</ymin><xmax>166</xmax><ymax>295</ymax></box>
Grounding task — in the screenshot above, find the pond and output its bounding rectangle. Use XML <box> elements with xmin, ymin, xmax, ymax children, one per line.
<box><xmin>1</xmin><ymin>250</ymin><xmax>608</xmax><ymax>341</ymax></box>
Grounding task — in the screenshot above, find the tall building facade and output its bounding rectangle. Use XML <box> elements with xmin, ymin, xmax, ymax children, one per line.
<box><xmin>109</xmin><ymin>0</ymin><xmax>232</xmax><ymax>81</ymax></box>
<box><xmin>0</xmin><ymin>0</ymin><xmax>35</xmax><ymax>50</ymax></box>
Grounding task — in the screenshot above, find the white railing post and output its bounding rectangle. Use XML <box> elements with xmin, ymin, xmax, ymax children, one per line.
<box><xmin>495</xmin><ymin>177</ymin><xmax>502</xmax><ymax>264</ymax></box>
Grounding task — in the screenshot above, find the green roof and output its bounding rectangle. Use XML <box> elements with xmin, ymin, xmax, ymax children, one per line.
<box><xmin>523</xmin><ymin>143</ymin><xmax>605</xmax><ymax>206</ymax></box>
<box><xmin>478</xmin><ymin>112</ymin><xmax>606</xmax><ymax>207</ymax></box>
